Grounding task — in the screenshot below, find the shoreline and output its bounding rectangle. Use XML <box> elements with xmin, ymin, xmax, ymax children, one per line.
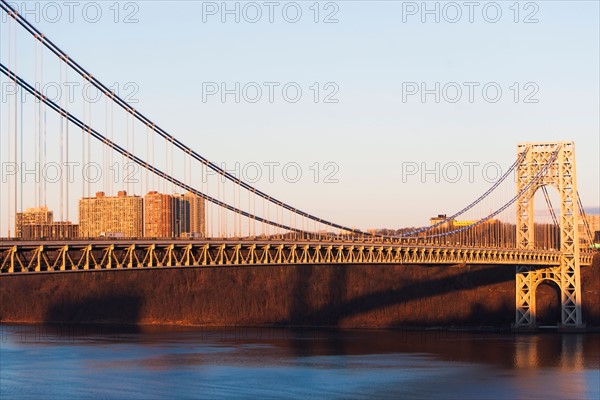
<box><xmin>3</xmin><ymin>320</ymin><xmax>600</xmax><ymax>334</ymax></box>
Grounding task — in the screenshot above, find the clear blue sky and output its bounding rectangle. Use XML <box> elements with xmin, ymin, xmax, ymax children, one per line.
<box><xmin>1</xmin><ymin>1</ymin><xmax>598</xmax><ymax>230</ymax></box>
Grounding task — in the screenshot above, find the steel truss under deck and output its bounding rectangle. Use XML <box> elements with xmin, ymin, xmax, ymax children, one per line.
<box><xmin>0</xmin><ymin>240</ymin><xmax>593</xmax><ymax>274</ymax></box>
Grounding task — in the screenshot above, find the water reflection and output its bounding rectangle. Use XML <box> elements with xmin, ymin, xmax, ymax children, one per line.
<box><xmin>1</xmin><ymin>324</ymin><xmax>599</xmax><ymax>399</ymax></box>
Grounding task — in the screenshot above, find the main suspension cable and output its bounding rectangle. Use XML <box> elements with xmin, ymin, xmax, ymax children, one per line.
<box><xmin>0</xmin><ymin>0</ymin><xmax>374</xmax><ymax>238</ymax></box>
<box><xmin>426</xmin><ymin>146</ymin><xmax>562</xmax><ymax>239</ymax></box>
<box><xmin>0</xmin><ymin>62</ymin><xmax>307</xmax><ymax>235</ymax></box>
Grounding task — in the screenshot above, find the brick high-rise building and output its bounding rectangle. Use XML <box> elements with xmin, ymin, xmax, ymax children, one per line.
<box><xmin>184</xmin><ymin>192</ymin><xmax>206</xmax><ymax>237</ymax></box>
<box><xmin>144</xmin><ymin>192</ymin><xmax>191</xmax><ymax>238</ymax></box>
<box><xmin>15</xmin><ymin>207</ymin><xmax>53</xmax><ymax>237</ymax></box>
<box><xmin>15</xmin><ymin>207</ymin><xmax>78</xmax><ymax>239</ymax></box>
<box><xmin>19</xmin><ymin>222</ymin><xmax>79</xmax><ymax>239</ymax></box>
<box><xmin>144</xmin><ymin>192</ymin><xmax>172</xmax><ymax>238</ymax></box>
<box><xmin>173</xmin><ymin>194</ymin><xmax>191</xmax><ymax>236</ymax></box>
<box><xmin>79</xmin><ymin>191</ymin><xmax>143</xmax><ymax>238</ymax></box>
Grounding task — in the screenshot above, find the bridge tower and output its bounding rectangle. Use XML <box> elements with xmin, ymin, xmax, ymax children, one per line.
<box><xmin>514</xmin><ymin>141</ymin><xmax>583</xmax><ymax>329</ymax></box>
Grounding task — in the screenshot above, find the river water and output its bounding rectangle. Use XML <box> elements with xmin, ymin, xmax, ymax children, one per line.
<box><xmin>0</xmin><ymin>324</ymin><xmax>598</xmax><ymax>399</ymax></box>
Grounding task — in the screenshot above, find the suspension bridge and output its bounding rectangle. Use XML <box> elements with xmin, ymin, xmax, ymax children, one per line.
<box><xmin>0</xmin><ymin>1</ymin><xmax>596</xmax><ymax>330</ymax></box>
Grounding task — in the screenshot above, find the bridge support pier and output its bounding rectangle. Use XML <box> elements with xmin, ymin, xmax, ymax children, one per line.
<box><xmin>515</xmin><ymin>261</ymin><xmax>583</xmax><ymax>329</ymax></box>
<box><xmin>514</xmin><ymin>142</ymin><xmax>584</xmax><ymax>330</ymax></box>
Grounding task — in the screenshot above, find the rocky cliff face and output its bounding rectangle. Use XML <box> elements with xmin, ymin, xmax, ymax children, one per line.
<box><xmin>1</xmin><ymin>255</ymin><xmax>598</xmax><ymax>328</ymax></box>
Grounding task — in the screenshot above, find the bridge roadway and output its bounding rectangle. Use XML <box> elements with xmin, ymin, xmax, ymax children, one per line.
<box><xmin>0</xmin><ymin>238</ymin><xmax>593</xmax><ymax>275</ymax></box>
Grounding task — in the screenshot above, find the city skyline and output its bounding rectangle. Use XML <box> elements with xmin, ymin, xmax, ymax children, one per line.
<box><xmin>15</xmin><ymin>189</ymin><xmax>207</xmax><ymax>239</ymax></box>
<box><xmin>13</xmin><ymin>187</ymin><xmax>600</xmax><ymax>252</ymax></box>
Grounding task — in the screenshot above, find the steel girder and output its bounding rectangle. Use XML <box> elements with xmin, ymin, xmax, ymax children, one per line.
<box><xmin>1</xmin><ymin>240</ymin><xmax>584</xmax><ymax>274</ymax></box>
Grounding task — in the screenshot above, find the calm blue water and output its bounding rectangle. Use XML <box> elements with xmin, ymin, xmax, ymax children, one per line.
<box><xmin>0</xmin><ymin>325</ymin><xmax>599</xmax><ymax>399</ymax></box>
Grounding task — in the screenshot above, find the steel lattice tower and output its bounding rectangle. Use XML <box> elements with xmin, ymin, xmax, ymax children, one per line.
<box><xmin>515</xmin><ymin>141</ymin><xmax>583</xmax><ymax>329</ymax></box>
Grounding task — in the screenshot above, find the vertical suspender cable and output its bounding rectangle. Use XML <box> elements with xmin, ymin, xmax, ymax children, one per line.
<box><xmin>60</xmin><ymin>57</ymin><xmax>64</xmax><ymax>222</ymax></box>
<box><xmin>103</xmin><ymin>94</ymin><xmax>107</xmax><ymax>196</ymax></box>
<box><xmin>132</xmin><ymin>109</ymin><xmax>135</xmax><ymax>195</ymax></box>
<box><xmin>6</xmin><ymin>16</ymin><xmax>11</xmax><ymax>236</ymax></box>
<box><xmin>81</xmin><ymin>72</ymin><xmax>86</xmax><ymax>229</ymax></box>
<box><xmin>19</xmin><ymin>65</ymin><xmax>23</xmax><ymax>221</ymax></box>
<box><xmin>1</xmin><ymin>12</ymin><xmax>3</xmax><ymax>235</ymax></box>
<box><xmin>12</xmin><ymin>13</ymin><xmax>17</xmax><ymax>234</ymax></box>
<box><xmin>65</xmin><ymin>55</ymin><xmax>69</xmax><ymax>221</ymax></box>
<box><xmin>145</xmin><ymin>123</ymin><xmax>149</xmax><ymax>195</ymax></box>
<box><xmin>126</xmin><ymin>106</ymin><xmax>130</xmax><ymax>194</ymax></box>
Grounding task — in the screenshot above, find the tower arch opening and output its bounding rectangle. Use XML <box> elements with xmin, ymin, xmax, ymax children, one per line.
<box><xmin>534</xmin><ymin>279</ymin><xmax>561</xmax><ymax>327</ymax></box>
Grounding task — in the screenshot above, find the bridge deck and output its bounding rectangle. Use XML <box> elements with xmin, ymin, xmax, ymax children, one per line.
<box><xmin>1</xmin><ymin>240</ymin><xmax>593</xmax><ymax>275</ymax></box>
